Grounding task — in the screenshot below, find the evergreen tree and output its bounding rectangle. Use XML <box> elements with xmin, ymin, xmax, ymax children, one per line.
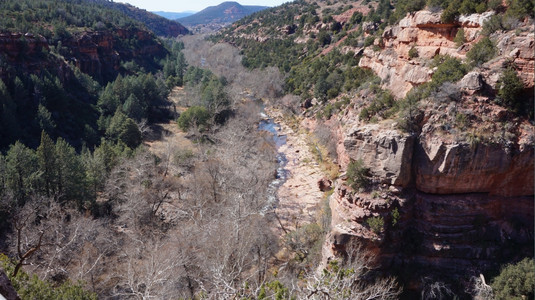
<box><xmin>6</xmin><ymin>141</ymin><xmax>38</xmax><ymax>202</ymax></box>
<box><xmin>55</xmin><ymin>138</ymin><xmax>85</xmax><ymax>204</ymax></box>
<box><xmin>37</xmin><ymin>131</ymin><xmax>57</xmax><ymax>197</ymax></box>
<box><xmin>123</xmin><ymin>94</ymin><xmax>145</xmax><ymax>121</ymax></box>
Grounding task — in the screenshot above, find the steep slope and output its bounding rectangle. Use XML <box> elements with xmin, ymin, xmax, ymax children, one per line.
<box><xmin>108</xmin><ymin>3</ymin><xmax>189</xmax><ymax>37</ymax></box>
<box><xmin>177</xmin><ymin>1</ymin><xmax>268</xmax><ymax>27</ymax></box>
<box><xmin>0</xmin><ymin>0</ymin><xmax>169</xmax><ymax>149</ymax></box>
<box><xmin>215</xmin><ymin>0</ymin><xmax>534</xmax><ymax>297</ymax></box>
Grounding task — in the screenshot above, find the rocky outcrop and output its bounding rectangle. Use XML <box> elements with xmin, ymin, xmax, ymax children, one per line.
<box><xmin>492</xmin><ymin>29</ymin><xmax>534</xmax><ymax>89</ymax></box>
<box><xmin>0</xmin><ymin>33</ymin><xmax>52</xmax><ymax>76</ymax></box>
<box><xmin>359</xmin><ymin>9</ymin><xmax>534</xmax><ymax>99</ymax></box>
<box><xmin>0</xmin><ymin>32</ymin><xmax>49</xmax><ymax>58</ymax></box>
<box><xmin>358</xmin><ymin>11</ymin><xmax>493</xmax><ymax>98</ymax></box>
<box><xmin>359</xmin><ymin>48</ymin><xmax>432</xmax><ymax>98</ymax></box>
<box><xmin>343</xmin><ymin>124</ymin><xmax>415</xmax><ymax>187</ymax></box>
<box><xmin>0</xmin><ymin>27</ymin><xmax>167</xmax><ymax>83</ymax></box>
<box><xmin>324</xmin><ymin>35</ymin><xmax>534</xmax><ymax>292</ymax></box>
<box><xmin>324</xmin><ymin>158</ymin><xmax>533</xmax><ymax>293</ymax></box>
<box><xmin>415</xmin><ymin>137</ymin><xmax>534</xmax><ymax>197</ymax></box>
<box><xmin>65</xmin><ymin>28</ymin><xmax>167</xmax><ymax>81</ymax></box>
<box><xmin>65</xmin><ymin>31</ymin><xmax>120</xmax><ymax>80</ymax></box>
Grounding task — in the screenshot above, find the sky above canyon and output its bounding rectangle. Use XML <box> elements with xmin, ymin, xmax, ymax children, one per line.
<box><xmin>117</xmin><ymin>0</ymin><xmax>289</xmax><ymax>12</ymax></box>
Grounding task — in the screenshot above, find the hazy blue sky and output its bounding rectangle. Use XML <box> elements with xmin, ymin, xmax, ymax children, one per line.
<box><xmin>117</xmin><ymin>0</ymin><xmax>289</xmax><ymax>12</ymax></box>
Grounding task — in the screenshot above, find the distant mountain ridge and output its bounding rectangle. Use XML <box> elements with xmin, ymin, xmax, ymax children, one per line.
<box><xmin>152</xmin><ymin>11</ymin><xmax>197</xmax><ymax>20</ymax></box>
<box><xmin>177</xmin><ymin>1</ymin><xmax>268</xmax><ymax>27</ymax></box>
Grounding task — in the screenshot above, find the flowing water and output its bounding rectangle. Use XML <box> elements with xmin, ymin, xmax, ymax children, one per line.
<box><xmin>258</xmin><ymin>113</ymin><xmax>289</xmax><ymax>214</ymax></box>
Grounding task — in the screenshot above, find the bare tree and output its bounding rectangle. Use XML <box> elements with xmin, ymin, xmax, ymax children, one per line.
<box><xmin>469</xmin><ymin>274</ymin><xmax>494</xmax><ymax>300</ymax></box>
<box><xmin>302</xmin><ymin>245</ymin><xmax>402</xmax><ymax>300</ymax></box>
<box><xmin>112</xmin><ymin>238</ymin><xmax>187</xmax><ymax>299</ymax></box>
<box><xmin>7</xmin><ymin>197</ymin><xmax>113</xmax><ymax>294</ymax></box>
<box><xmin>421</xmin><ymin>278</ymin><xmax>456</xmax><ymax>300</ymax></box>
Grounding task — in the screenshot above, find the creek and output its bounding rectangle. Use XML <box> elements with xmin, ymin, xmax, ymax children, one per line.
<box><xmin>258</xmin><ymin>113</ymin><xmax>289</xmax><ymax>214</ymax></box>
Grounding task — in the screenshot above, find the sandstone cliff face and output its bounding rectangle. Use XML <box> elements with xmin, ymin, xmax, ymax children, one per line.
<box><xmin>0</xmin><ymin>33</ymin><xmax>49</xmax><ymax>58</ymax></box>
<box><xmin>0</xmin><ymin>28</ymin><xmax>167</xmax><ymax>83</ymax></box>
<box><xmin>66</xmin><ymin>28</ymin><xmax>167</xmax><ymax>81</ymax></box>
<box><xmin>66</xmin><ymin>32</ymin><xmax>120</xmax><ymax>80</ymax></box>
<box><xmin>323</xmin><ymin>106</ymin><xmax>533</xmax><ymax>285</ymax></box>
<box><xmin>343</xmin><ymin>123</ymin><xmax>415</xmax><ymax>187</ymax></box>
<box><xmin>415</xmin><ymin>136</ymin><xmax>534</xmax><ymax>197</ymax></box>
<box><xmin>320</xmin><ymin>10</ymin><xmax>534</xmax><ymax>292</ymax></box>
<box><xmin>0</xmin><ymin>33</ymin><xmax>51</xmax><ymax>75</ymax></box>
<box><xmin>357</xmin><ymin>10</ymin><xmax>535</xmax><ymax>99</ymax></box>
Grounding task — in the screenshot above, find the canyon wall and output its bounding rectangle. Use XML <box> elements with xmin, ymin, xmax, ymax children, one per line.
<box><xmin>0</xmin><ymin>28</ymin><xmax>167</xmax><ymax>83</ymax></box>
<box><xmin>321</xmin><ymin>10</ymin><xmax>534</xmax><ymax>295</ymax></box>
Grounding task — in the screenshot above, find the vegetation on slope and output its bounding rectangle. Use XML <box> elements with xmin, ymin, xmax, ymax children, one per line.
<box><xmin>0</xmin><ymin>0</ymin><xmax>187</xmax><ymax>37</ymax></box>
<box><xmin>0</xmin><ymin>0</ymin><xmax>194</xmax><ymax>150</ymax></box>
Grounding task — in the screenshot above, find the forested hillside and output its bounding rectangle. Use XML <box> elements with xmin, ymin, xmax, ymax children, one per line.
<box><xmin>0</xmin><ymin>0</ymin><xmax>191</xmax><ymax>150</ymax></box>
<box><xmin>0</xmin><ymin>0</ymin><xmax>188</xmax><ymax>37</ymax></box>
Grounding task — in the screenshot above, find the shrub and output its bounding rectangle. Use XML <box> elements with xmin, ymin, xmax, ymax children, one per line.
<box><xmin>505</xmin><ymin>0</ymin><xmax>535</xmax><ymax>20</ymax></box>
<box><xmin>1</xmin><ymin>254</ymin><xmax>97</xmax><ymax>300</ymax></box>
<box><xmin>359</xmin><ymin>87</ymin><xmax>396</xmax><ymax>122</ymax></box>
<box><xmin>364</xmin><ymin>36</ymin><xmax>375</xmax><ymax>47</ymax></box>
<box><xmin>467</xmin><ymin>37</ymin><xmax>497</xmax><ymax>66</ymax></box>
<box><xmin>496</xmin><ymin>67</ymin><xmax>524</xmax><ymax>113</ymax></box>
<box><xmin>391</xmin><ymin>208</ymin><xmax>400</xmax><ymax>226</ymax></box>
<box><xmin>367</xmin><ymin>216</ymin><xmax>384</xmax><ymax>234</ymax></box>
<box><xmin>177</xmin><ymin>106</ymin><xmax>211</xmax><ymax>132</ymax></box>
<box><xmin>430</xmin><ymin>56</ymin><xmax>468</xmax><ymax>88</ymax></box>
<box><xmin>491</xmin><ymin>258</ymin><xmax>534</xmax><ymax>300</ymax></box>
<box><xmin>441</xmin><ymin>4</ymin><xmax>459</xmax><ymax>23</ymax></box>
<box><xmin>454</xmin><ymin>28</ymin><xmax>466</xmax><ymax>47</ymax></box>
<box><xmin>396</xmin><ymin>87</ymin><xmax>422</xmax><ymax>133</ymax></box>
<box><xmin>455</xmin><ymin>112</ymin><xmax>470</xmax><ymax>129</ymax></box>
<box><xmin>318</xmin><ymin>30</ymin><xmax>332</xmax><ymax>46</ymax></box>
<box><xmin>482</xmin><ymin>15</ymin><xmax>504</xmax><ymax>36</ymax></box>
<box><xmin>408</xmin><ymin>46</ymin><xmax>419</xmax><ymax>58</ymax></box>
<box><xmin>346</xmin><ymin>159</ymin><xmax>370</xmax><ymax>190</ymax></box>
<box><xmin>488</xmin><ymin>0</ymin><xmax>502</xmax><ymax>10</ymax></box>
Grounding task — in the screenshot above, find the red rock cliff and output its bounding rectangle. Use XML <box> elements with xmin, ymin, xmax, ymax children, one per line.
<box><xmin>319</xmin><ymin>9</ymin><xmax>534</xmax><ymax>296</ymax></box>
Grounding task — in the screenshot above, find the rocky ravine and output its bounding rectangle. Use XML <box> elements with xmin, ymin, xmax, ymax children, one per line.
<box><xmin>318</xmin><ymin>10</ymin><xmax>534</xmax><ymax>296</ymax></box>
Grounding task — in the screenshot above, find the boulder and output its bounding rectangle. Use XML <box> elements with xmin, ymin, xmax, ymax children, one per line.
<box><xmin>362</xmin><ymin>21</ymin><xmax>378</xmax><ymax>33</ymax></box>
<box><xmin>399</xmin><ymin>11</ymin><xmax>443</xmax><ymax>28</ymax></box>
<box><xmin>459</xmin><ymin>71</ymin><xmax>484</xmax><ymax>92</ymax></box>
